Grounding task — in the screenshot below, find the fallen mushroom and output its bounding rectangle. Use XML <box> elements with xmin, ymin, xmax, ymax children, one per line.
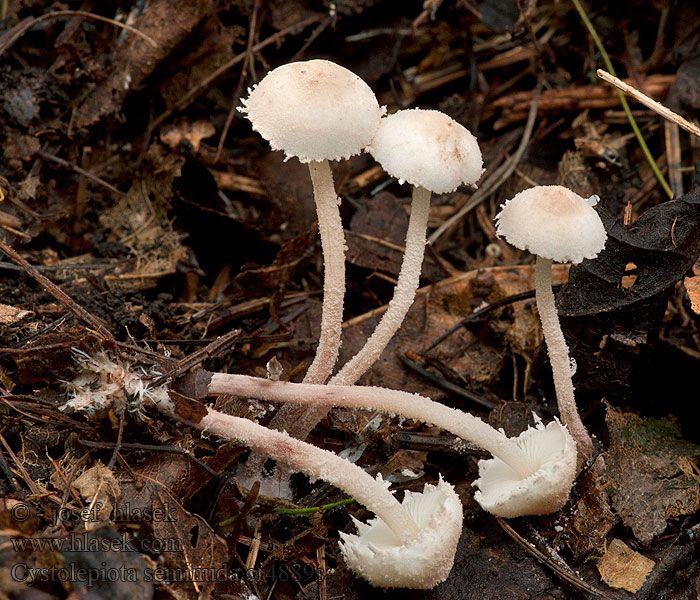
<box><xmin>494</xmin><ymin>185</ymin><xmax>607</xmax><ymax>460</ymax></box>
<box><xmin>240</xmin><ymin>59</ymin><xmax>384</xmax><ymax>385</ymax></box>
<box><xmin>201</xmin><ymin>371</ymin><xmax>577</xmax><ymax>517</ymax></box>
<box><xmin>332</xmin><ymin>109</ymin><xmax>483</xmax><ymax>386</ymax></box>
<box><xmin>64</xmin><ymin>351</ymin><xmax>462</xmax><ymax>589</ymax></box>
<box><xmin>160</xmin><ymin>400</ymin><xmax>463</xmax><ymax>589</ymax></box>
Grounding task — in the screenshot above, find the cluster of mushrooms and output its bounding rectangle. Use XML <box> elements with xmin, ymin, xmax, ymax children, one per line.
<box><xmin>72</xmin><ymin>60</ymin><xmax>610</xmax><ymax>589</ymax></box>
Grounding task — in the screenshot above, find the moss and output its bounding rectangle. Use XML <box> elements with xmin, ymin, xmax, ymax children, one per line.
<box><xmin>621</xmin><ymin>416</ymin><xmax>700</xmax><ymax>457</ymax></box>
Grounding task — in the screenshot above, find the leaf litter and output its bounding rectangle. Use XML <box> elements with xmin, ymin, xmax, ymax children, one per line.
<box><xmin>1</xmin><ymin>1</ymin><xmax>700</xmax><ymax>598</ymax></box>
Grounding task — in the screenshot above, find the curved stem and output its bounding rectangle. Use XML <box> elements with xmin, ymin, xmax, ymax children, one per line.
<box><xmin>534</xmin><ymin>256</ymin><xmax>593</xmax><ymax>458</ymax></box>
<box><xmin>208</xmin><ymin>373</ymin><xmax>535</xmax><ymax>478</ymax></box>
<box><xmin>174</xmin><ymin>405</ymin><xmax>420</xmax><ymax>541</ymax></box>
<box><xmin>239</xmin><ymin>159</ymin><xmax>345</xmax><ymax>481</ymax></box>
<box><xmin>303</xmin><ymin>159</ymin><xmax>346</xmax><ymax>384</ymax></box>
<box><xmin>331</xmin><ymin>186</ymin><xmax>431</xmax><ymax>385</ymax></box>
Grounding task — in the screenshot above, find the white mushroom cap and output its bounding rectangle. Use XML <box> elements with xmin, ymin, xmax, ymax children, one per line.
<box><xmin>474</xmin><ymin>418</ymin><xmax>577</xmax><ymax>518</ymax></box>
<box><xmin>368</xmin><ymin>109</ymin><xmax>483</xmax><ymax>194</ymax></box>
<box><xmin>239</xmin><ymin>59</ymin><xmax>384</xmax><ymax>163</ymax></box>
<box><xmin>339</xmin><ymin>478</ymin><xmax>463</xmax><ymax>589</ymax></box>
<box><xmin>495</xmin><ymin>185</ymin><xmax>607</xmax><ymax>263</ymax></box>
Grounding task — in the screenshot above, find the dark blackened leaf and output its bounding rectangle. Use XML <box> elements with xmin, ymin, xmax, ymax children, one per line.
<box><xmin>560</xmin><ymin>163</ymin><xmax>700</xmax><ymax>317</ymax></box>
<box><xmin>558</xmin><ymin>163</ymin><xmax>700</xmax><ymax>402</ymax></box>
<box><xmin>562</xmin><ymin>470</ymin><xmax>617</xmax><ymax>561</ymax></box>
<box><xmin>668</xmin><ymin>57</ymin><xmax>700</xmax><ymax>110</ymax></box>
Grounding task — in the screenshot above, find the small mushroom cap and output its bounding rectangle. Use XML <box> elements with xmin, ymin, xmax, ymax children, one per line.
<box><xmin>368</xmin><ymin>109</ymin><xmax>483</xmax><ymax>194</ymax></box>
<box><xmin>474</xmin><ymin>418</ymin><xmax>577</xmax><ymax>518</ymax></box>
<box><xmin>339</xmin><ymin>478</ymin><xmax>463</xmax><ymax>589</ymax></box>
<box><xmin>495</xmin><ymin>185</ymin><xmax>607</xmax><ymax>263</ymax></box>
<box><xmin>239</xmin><ymin>59</ymin><xmax>384</xmax><ymax>163</ymax></box>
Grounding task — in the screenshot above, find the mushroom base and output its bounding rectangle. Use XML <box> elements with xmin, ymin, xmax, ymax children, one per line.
<box><xmin>339</xmin><ymin>478</ymin><xmax>463</xmax><ymax>589</ymax></box>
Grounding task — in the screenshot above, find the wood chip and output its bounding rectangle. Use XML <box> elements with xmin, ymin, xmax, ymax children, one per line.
<box><xmin>0</xmin><ymin>303</ymin><xmax>32</xmax><ymax>324</ymax></box>
<box><xmin>684</xmin><ymin>258</ymin><xmax>700</xmax><ymax>314</ymax></box>
<box><xmin>598</xmin><ymin>538</ymin><xmax>655</xmax><ymax>593</ymax></box>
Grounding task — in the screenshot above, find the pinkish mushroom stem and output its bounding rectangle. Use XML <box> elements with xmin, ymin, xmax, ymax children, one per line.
<box><xmin>535</xmin><ymin>255</ymin><xmax>594</xmax><ymax>459</ymax></box>
<box><xmin>239</xmin><ymin>159</ymin><xmax>344</xmax><ymax>483</ymax></box>
<box><xmin>331</xmin><ymin>186</ymin><xmax>431</xmax><ymax>386</ymax></box>
<box><xmin>187</xmin><ymin>401</ymin><xmax>463</xmax><ymax>588</ymax></box>
<box><xmin>304</xmin><ymin>159</ymin><xmax>346</xmax><ymax>384</ymax></box>
<box><xmin>184</xmin><ymin>405</ymin><xmax>421</xmax><ymax>541</ymax></box>
<box><xmin>206</xmin><ymin>372</ymin><xmax>535</xmax><ymax>477</ymax></box>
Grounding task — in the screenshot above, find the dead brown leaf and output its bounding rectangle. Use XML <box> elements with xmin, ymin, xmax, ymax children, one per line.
<box><xmin>3</xmin><ymin>133</ymin><xmax>40</xmax><ymax>163</ymax></box>
<box><xmin>235</xmin><ymin>225</ymin><xmax>317</xmax><ymax>292</ymax></box>
<box><xmin>150</xmin><ymin>492</ymin><xmax>231</xmax><ymax>600</ymax></box>
<box><xmin>598</xmin><ymin>538</ymin><xmax>655</xmax><ymax>593</ymax></box>
<box><xmin>11</xmin><ymin>327</ymin><xmax>102</xmax><ymax>384</ymax></box>
<box><xmin>338</xmin><ymin>264</ymin><xmax>568</xmax><ymax>400</ymax></box>
<box><xmin>605</xmin><ymin>405</ymin><xmax>700</xmax><ymax>544</ymax></box>
<box><xmin>0</xmin><ymin>303</ymin><xmax>32</xmax><ymax>324</ymax></box>
<box><xmin>563</xmin><ymin>470</ymin><xmax>617</xmax><ymax>560</ymax></box>
<box><xmin>99</xmin><ymin>145</ymin><xmax>186</xmax><ymax>291</ymax></box>
<box><xmin>255</xmin><ymin>152</ymin><xmax>316</xmax><ymax>242</ymax></box>
<box><xmin>160</xmin><ymin>119</ymin><xmax>216</xmax><ymax>153</ymax></box>
<box><xmin>72</xmin><ymin>462</ymin><xmax>122</xmax><ymax>523</ymax></box>
<box><xmin>683</xmin><ymin>257</ymin><xmax>700</xmax><ymax>314</ymax></box>
<box><xmin>346</xmin><ymin>194</ymin><xmax>442</xmax><ymax>281</ymax></box>
<box><xmin>73</xmin><ymin>0</ymin><xmax>214</xmax><ymax>130</ymax></box>
<box><xmin>346</xmin><ymin>193</ymin><xmax>408</xmax><ymax>278</ymax></box>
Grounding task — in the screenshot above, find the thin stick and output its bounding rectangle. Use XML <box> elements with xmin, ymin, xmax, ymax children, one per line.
<box><xmin>0</xmin><ymin>9</ymin><xmax>156</xmax><ymax>58</ymax></box>
<box><xmin>596</xmin><ymin>69</ymin><xmax>700</xmax><ymax>141</ymax></box>
<box><xmin>214</xmin><ymin>0</ymin><xmax>261</xmax><ymax>162</ymax></box>
<box><xmin>0</xmin><ymin>240</ymin><xmax>114</xmax><ymax>341</ymax></box>
<box><xmin>495</xmin><ymin>517</ymin><xmax>611</xmax><ymax>598</ymax></box>
<box><xmin>570</xmin><ymin>0</ymin><xmax>672</xmax><ymax>199</ymax></box>
<box><xmin>38</xmin><ymin>150</ymin><xmax>125</xmax><ymax>197</ymax></box>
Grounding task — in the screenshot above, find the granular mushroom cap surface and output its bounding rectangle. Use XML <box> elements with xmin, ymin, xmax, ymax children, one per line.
<box><xmin>240</xmin><ymin>59</ymin><xmax>384</xmax><ymax>163</ymax></box>
<box><xmin>495</xmin><ymin>185</ymin><xmax>607</xmax><ymax>263</ymax></box>
<box><xmin>368</xmin><ymin>109</ymin><xmax>483</xmax><ymax>194</ymax></box>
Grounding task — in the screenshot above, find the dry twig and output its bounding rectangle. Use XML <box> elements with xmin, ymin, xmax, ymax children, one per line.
<box><xmin>0</xmin><ymin>9</ymin><xmax>156</xmax><ymax>58</ymax></box>
<box><xmin>596</xmin><ymin>69</ymin><xmax>700</xmax><ymax>141</ymax></box>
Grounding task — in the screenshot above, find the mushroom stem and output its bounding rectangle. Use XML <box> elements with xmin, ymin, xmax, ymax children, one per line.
<box><xmin>207</xmin><ymin>372</ymin><xmax>535</xmax><ymax>478</ymax></box>
<box><xmin>534</xmin><ymin>255</ymin><xmax>593</xmax><ymax>459</ymax></box>
<box><xmin>170</xmin><ymin>403</ymin><xmax>421</xmax><ymax>542</ymax></box>
<box><xmin>332</xmin><ymin>186</ymin><xmax>431</xmax><ymax>385</ymax></box>
<box><xmin>239</xmin><ymin>159</ymin><xmax>346</xmax><ymax>482</ymax></box>
<box><xmin>304</xmin><ymin>159</ymin><xmax>346</xmax><ymax>384</ymax></box>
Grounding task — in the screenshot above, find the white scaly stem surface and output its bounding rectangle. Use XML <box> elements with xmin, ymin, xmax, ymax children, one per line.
<box><xmin>304</xmin><ymin>158</ymin><xmax>346</xmax><ymax>384</ymax></box>
<box><xmin>242</xmin><ymin>159</ymin><xmax>346</xmax><ymax>480</ymax></box>
<box><xmin>331</xmin><ymin>186</ymin><xmax>431</xmax><ymax>385</ymax></box>
<box><xmin>534</xmin><ymin>256</ymin><xmax>593</xmax><ymax>459</ymax></box>
<box><xmin>189</xmin><ymin>406</ymin><xmax>420</xmax><ymax>541</ymax></box>
<box><xmin>208</xmin><ymin>373</ymin><xmax>534</xmax><ymax>477</ymax></box>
